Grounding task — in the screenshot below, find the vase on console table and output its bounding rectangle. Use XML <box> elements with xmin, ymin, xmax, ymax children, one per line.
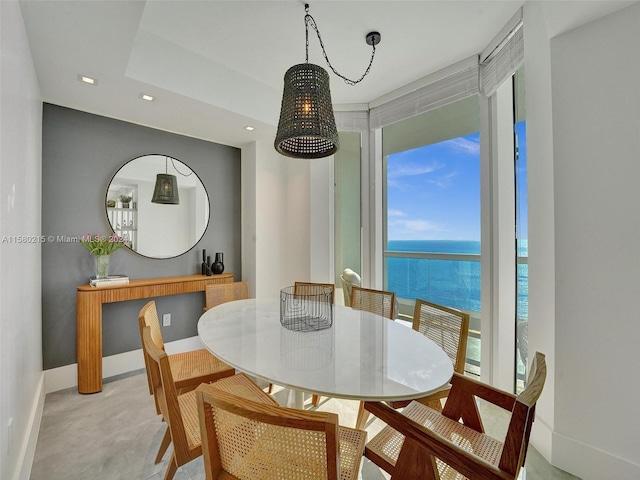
<box><xmin>212</xmin><ymin>252</ymin><xmax>224</xmax><ymax>274</ymax></box>
<box><xmin>94</xmin><ymin>254</ymin><xmax>110</xmax><ymax>279</ymax></box>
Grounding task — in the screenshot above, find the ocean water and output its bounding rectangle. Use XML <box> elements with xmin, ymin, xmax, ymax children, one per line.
<box><xmin>386</xmin><ymin>240</ymin><xmax>528</xmax><ymax>319</ymax></box>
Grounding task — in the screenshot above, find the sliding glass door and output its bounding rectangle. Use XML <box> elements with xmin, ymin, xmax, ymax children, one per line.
<box><xmin>382</xmin><ymin>95</ymin><xmax>481</xmax><ymax>375</ymax></box>
<box><xmin>334</xmin><ymin>131</ymin><xmax>362</xmax><ymax>304</ymax></box>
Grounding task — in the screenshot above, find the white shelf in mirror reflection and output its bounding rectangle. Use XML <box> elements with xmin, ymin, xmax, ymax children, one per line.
<box><xmin>198</xmin><ymin>298</ymin><xmax>453</xmax><ymax>408</ymax></box>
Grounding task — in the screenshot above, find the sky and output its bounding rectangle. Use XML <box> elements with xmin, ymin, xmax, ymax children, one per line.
<box><xmin>386</xmin><ymin>122</ymin><xmax>528</xmax><ymax>242</ymax></box>
<box><xmin>387</xmin><ymin>132</ymin><xmax>481</xmax><ymax>241</ymax></box>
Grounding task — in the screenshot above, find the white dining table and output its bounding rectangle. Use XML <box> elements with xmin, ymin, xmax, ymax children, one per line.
<box><xmin>198</xmin><ymin>298</ymin><xmax>453</xmax><ymax>409</ymax></box>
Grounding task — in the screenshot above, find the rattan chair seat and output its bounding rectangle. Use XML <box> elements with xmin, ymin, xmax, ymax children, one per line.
<box><xmin>169</xmin><ymin>349</ymin><xmax>234</xmax><ymax>389</ymax></box>
<box><xmin>139</xmin><ymin>301</ymin><xmax>235</xmax><ymax>402</ymax></box>
<box><xmin>366</xmin><ymin>401</ymin><xmax>502</xmax><ymax>479</ymax></box>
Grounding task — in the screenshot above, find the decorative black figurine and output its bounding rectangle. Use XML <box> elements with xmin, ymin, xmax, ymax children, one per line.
<box><xmin>201</xmin><ymin>249</ymin><xmax>208</xmax><ymax>275</ymax></box>
<box><xmin>212</xmin><ymin>252</ymin><xmax>224</xmax><ymax>274</ymax></box>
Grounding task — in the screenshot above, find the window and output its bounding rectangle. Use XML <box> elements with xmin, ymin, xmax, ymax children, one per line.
<box><xmin>514</xmin><ymin>67</ymin><xmax>528</xmax><ymax>392</ymax></box>
<box><xmin>382</xmin><ymin>95</ymin><xmax>481</xmax><ymax>374</ymax></box>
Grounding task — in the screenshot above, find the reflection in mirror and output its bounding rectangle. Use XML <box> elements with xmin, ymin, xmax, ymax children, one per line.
<box><xmin>106</xmin><ymin>154</ymin><xmax>209</xmax><ymax>259</ymax></box>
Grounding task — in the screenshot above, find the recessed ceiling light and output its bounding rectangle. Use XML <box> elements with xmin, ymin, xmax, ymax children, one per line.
<box><xmin>78</xmin><ymin>74</ymin><xmax>97</xmax><ymax>85</ymax></box>
<box><xmin>140</xmin><ymin>93</ymin><xmax>154</xmax><ymax>102</ymax></box>
<box><xmin>244</xmin><ymin>125</ymin><xmax>255</xmax><ymax>131</ymax></box>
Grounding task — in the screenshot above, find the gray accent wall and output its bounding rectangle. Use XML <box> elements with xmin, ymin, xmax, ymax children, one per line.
<box><xmin>42</xmin><ymin>104</ymin><xmax>241</xmax><ymax>370</ymax></box>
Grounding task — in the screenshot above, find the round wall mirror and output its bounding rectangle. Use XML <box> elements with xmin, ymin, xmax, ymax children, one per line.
<box><xmin>106</xmin><ymin>154</ymin><xmax>210</xmax><ymax>258</ymax></box>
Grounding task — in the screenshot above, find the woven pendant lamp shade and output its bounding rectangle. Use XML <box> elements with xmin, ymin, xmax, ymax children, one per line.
<box><xmin>151</xmin><ymin>173</ymin><xmax>180</xmax><ymax>204</ymax></box>
<box><xmin>275</xmin><ymin>63</ymin><xmax>340</xmax><ymax>159</ymax></box>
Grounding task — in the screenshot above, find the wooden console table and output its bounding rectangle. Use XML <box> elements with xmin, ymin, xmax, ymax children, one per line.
<box><xmin>77</xmin><ymin>273</ymin><xmax>233</xmax><ymax>393</ymax></box>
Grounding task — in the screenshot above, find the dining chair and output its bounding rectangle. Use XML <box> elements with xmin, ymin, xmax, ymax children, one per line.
<box><xmin>340</xmin><ymin>268</ymin><xmax>361</xmax><ymax>306</ymax></box>
<box><xmin>141</xmin><ymin>325</ymin><xmax>279</xmax><ymax>480</ymax></box>
<box><xmin>196</xmin><ymin>385</ymin><xmax>367</xmax><ymax>480</ymax></box>
<box><xmin>349</xmin><ymin>286</ymin><xmax>396</xmax><ymax>420</ymax></box>
<box><xmin>293</xmin><ymin>281</ymin><xmax>336</xmax><ymax>407</ymax></box>
<box><xmin>363</xmin><ymin>352</ymin><xmax>547</xmax><ymax>480</ymax></box>
<box><xmin>204</xmin><ymin>281</ymin><xmax>249</xmax><ymax>311</ymax></box>
<box><xmin>350</xmin><ymin>286</ymin><xmax>396</xmax><ymax>320</ymax></box>
<box><xmin>516</xmin><ymin>320</ymin><xmax>529</xmax><ymax>377</ymax></box>
<box><xmin>294</xmin><ymin>281</ymin><xmax>335</xmax><ymax>303</ymax></box>
<box><xmin>138</xmin><ymin>300</ymin><xmax>235</xmax><ymax>413</ymax></box>
<box><xmin>355</xmin><ymin>299</ymin><xmax>470</xmax><ymax>429</ymax></box>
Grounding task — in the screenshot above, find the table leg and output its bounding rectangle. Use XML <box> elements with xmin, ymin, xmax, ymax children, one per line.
<box><xmin>77</xmin><ymin>292</ymin><xmax>103</xmax><ymax>393</ymax></box>
<box><xmin>294</xmin><ymin>390</ymin><xmax>305</xmax><ymax>409</ymax></box>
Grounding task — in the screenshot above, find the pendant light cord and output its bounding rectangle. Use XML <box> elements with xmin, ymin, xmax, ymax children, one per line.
<box><xmin>304</xmin><ymin>4</ymin><xmax>377</xmax><ymax>86</ymax></box>
<box><xmin>166</xmin><ymin>156</ymin><xmax>193</xmax><ymax>177</ymax></box>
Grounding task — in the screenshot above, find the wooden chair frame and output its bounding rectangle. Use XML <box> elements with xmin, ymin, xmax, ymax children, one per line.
<box><xmin>138</xmin><ymin>300</ymin><xmax>235</xmax><ymax>398</ymax></box>
<box><xmin>138</xmin><ymin>300</ymin><xmax>236</xmax><ymax>468</ymax></box>
<box><xmin>197</xmin><ymin>387</ymin><xmax>366</xmax><ymax>480</ymax></box>
<box><xmin>142</xmin><ymin>325</ymin><xmax>279</xmax><ymax>480</ymax></box>
<box><xmin>363</xmin><ymin>352</ymin><xmax>547</xmax><ymax>480</ymax></box>
<box><xmin>394</xmin><ymin>299</ymin><xmax>470</xmax><ymax>408</ymax></box>
<box><xmin>142</xmin><ymin>326</ymin><xmax>203</xmax><ymax>480</ymax></box>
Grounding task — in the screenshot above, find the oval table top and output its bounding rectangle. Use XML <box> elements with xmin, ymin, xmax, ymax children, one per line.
<box><xmin>198</xmin><ymin>298</ymin><xmax>453</xmax><ymax>402</ymax></box>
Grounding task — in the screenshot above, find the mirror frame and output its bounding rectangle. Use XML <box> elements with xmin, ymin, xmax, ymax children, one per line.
<box><xmin>105</xmin><ymin>154</ymin><xmax>210</xmax><ymax>259</ymax></box>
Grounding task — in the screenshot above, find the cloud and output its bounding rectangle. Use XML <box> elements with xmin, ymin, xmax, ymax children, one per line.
<box><xmin>387</xmin><ymin>162</ymin><xmax>441</xmax><ymax>179</ymax></box>
<box><xmin>388</xmin><ymin>209</ymin><xmax>407</xmax><ymax>217</ymax></box>
<box><xmin>402</xmin><ymin>220</ymin><xmax>438</xmax><ymax>232</ymax></box>
<box><xmin>387</xmin><ymin>160</ymin><xmax>443</xmax><ymax>189</ymax></box>
<box><xmin>431</xmin><ymin>170</ymin><xmax>458</xmax><ymax>188</ymax></box>
<box><xmin>448</xmin><ymin>136</ymin><xmax>480</xmax><ymax>155</ymax></box>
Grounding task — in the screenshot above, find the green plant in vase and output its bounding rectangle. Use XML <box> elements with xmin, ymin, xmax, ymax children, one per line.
<box><xmin>79</xmin><ymin>233</ymin><xmax>128</xmax><ymax>279</ymax></box>
<box><xmin>118</xmin><ymin>194</ymin><xmax>132</xmax><ymax>208</ymax></box>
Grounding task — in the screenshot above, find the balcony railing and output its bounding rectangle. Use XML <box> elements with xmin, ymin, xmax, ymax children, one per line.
<box><xmin>384</xmin><ymin>250</ymin><xmax>529</xmax><ymax>378</ymax></box>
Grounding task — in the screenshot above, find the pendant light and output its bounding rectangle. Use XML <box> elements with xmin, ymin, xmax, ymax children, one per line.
<box><xmin>275</xmin><ymin>4</ymin><xmax>380</xmax><ymax>159</ymax></box>
<box><xmin>152</xmin><ymin>157</ymin><xmax>180</xmax><ymax>205</ymax></box>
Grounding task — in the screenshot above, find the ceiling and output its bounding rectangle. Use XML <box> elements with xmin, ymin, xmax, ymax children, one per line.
<box><xmin>19</xmin><ymin>0</ymin><xmax>634</xmax><ymax>149</ymax></box>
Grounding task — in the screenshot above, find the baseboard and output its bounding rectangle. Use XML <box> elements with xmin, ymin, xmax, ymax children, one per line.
<box><xmin>14</xmin><ymin>372</ymin><xmax>45</xmax><ymax>480</ymax></box>
<box><xmin>551</xmin><ymin>431</ymin><xmax>640</xmax><ymax>480</ymax></box>
<box><xmin>44</xmin><ymin>336</ymin><xmax>205</xmax><ymax>393</ymax></box>
<box><xmin>530</xmin><ymin>414</ymin><xmax>554</xmax><ymax>463</ymax></box>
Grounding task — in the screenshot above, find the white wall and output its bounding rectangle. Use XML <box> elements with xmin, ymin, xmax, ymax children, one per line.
<box><xmin>241</xmin><ymin>143</ymin><xmax>257</xmax><ymax>296</ymax></box>
<box><xmin>243</xmin><ymin>141</ymin><xmax>311</xmax><ymax>299</ymax></box>
<box><xmin>525</xmin><ymin>2</ymin><xmax>640</xmax><ymax>478</ymax></box>
<box><xmin>523</xmin><ymin>1</ymin><xmax>557</xmax><ymax>461</ymax></box>
<box><xmin>0</xmin><ymin>1</ymin><xmax>44</xmax><ymax>479</ymax></box>
<box><xmin>309</xmin><ymin>156</ymin><xmax>334</xmax><ymax>283</ymax></box>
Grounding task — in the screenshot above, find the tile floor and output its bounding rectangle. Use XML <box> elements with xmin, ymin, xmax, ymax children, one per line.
<box><xmin>30</xmin><ymin>371</ymin><xmax>579</xmax><ymax>480</ymax></box>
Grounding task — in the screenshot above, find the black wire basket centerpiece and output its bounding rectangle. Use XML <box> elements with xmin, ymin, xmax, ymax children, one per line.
<box><xmin>280</xmin><ymin>285</ymin><xmax>333</xmax><ymax>332</ymax></box>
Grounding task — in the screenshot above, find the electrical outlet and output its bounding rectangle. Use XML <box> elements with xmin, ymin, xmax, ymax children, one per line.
<box><xmin>162</xmin><ymin>313</ymin><xmax>171</xmax><ymax>327</ymax></box>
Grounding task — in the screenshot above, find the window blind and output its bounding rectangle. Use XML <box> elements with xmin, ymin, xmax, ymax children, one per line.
<box><xmin>335</xmin><ymin>111</ymin><xmax>369</xmax><ymax>132</ymax></box>
<box><xmin>480</xmin><ymin>8</ymin><xmax>524</xmax><ymax>97</ymax></box>
<box><xmin>369</xmin><ymin>57</ymin><xmax>479</xmax><ymax>130</ymax></box>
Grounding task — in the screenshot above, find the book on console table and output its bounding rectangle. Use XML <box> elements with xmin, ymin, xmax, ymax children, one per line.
<box><xmin>89</xmin><ymin>275</ymin><xmax>129</xmax><ymax>287</ymax></box>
